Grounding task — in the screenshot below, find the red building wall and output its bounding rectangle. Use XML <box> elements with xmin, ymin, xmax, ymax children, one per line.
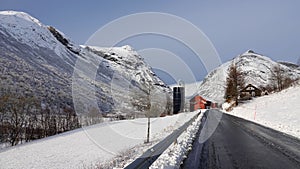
<box><xmin>190</xmin><ymin>95</ymin><xmax>207</xmax><ymax>111</ymax></box>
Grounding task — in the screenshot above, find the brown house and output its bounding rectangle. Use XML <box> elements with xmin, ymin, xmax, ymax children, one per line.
<box><xmin>240</xmin><ymin>84</ymin><xmax>262</xmax><ymax>100</ymax></box>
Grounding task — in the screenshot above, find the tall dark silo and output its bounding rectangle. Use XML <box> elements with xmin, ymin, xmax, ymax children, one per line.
<box><xmin>173</xmin><ymin>87</ymin><xmax>185</xmax><ymax>114</ymax></box>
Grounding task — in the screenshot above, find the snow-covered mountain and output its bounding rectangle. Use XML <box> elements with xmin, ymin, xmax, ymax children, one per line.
<box><xmin>0</xmin><ymin>11</ymin><xmax>171</xmax><ymax>122</ymax></box>
<box><xmin>192</xmin><ymin>50</ymin><xmax>300</xmax><ymax>103</ymax></box>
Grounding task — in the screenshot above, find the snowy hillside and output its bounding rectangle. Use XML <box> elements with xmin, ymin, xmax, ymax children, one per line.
<box><xmin>0</xmin><ymin>112</ymin><xmax>198</xmax><ymax>169</ymax></box>
<box><xmin>0</xmin><ymin>11</ymin><xmax>171</xmax><ymax>121</ymax></box>
<box><xmin>0</xmin><ymin>11</ymin><xmax>79</xmax><ymax>67</ymax></box>
<box><xmin>194</xmin><ymin>50</ymin><xmax>300</xmax><ymax>103</ymax></box>
<box><xmin>83</xmin><ymin>45</ymin><xmax>171</xmax><ymax>116</ymax></box>
<box><xmin>225</xmin><ymin>83</ymin><xmax>300</xmax><ymax>139</ymax></box>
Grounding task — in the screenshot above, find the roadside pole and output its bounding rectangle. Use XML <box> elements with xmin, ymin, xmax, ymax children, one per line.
<box><xmin>146</xmin><ymin>116</ymin><xmax>150</xmax><ymax>143</ymax></box>
<box><xmin>254</xmin><ymin>104</ymin><xmax>257</xmax><ymax>120</ymax></box>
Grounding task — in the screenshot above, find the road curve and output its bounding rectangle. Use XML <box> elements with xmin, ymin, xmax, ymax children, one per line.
<box><xmin>182</xmin><ymin>110</ymin><xmax>300</xmax><ymax>169</ymax></box>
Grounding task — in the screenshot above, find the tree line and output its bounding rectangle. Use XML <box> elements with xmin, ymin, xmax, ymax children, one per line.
<box><xmin>0</xmin><ymin>88</ymin><xmax>80</xmax><ymax>146</ymax></box>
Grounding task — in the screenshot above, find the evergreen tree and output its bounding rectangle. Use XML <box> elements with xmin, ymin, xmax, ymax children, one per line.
<box><xmin>225</xmin><ymin>62</ymin><xmax>245</xmax><ymax>105</ymax></box>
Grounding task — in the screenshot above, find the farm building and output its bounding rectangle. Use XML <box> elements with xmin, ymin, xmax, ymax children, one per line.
<box><xmin>190</xmin><ymin>94</ymin><xmax>218</xmax><ymax>111</ymax></box>
<box><xmin>240</xmin><ymin>84</ymin><xmax>262</xmax><ymax>100</ymax></box>
<box><xmin>190</xmin><ymin>95</ymin><xmax>206</xmax><ymax>111</ymax></box>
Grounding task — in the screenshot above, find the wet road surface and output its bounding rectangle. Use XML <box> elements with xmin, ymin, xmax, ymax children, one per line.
<box><xmin>182</xmin><ymin>110</ymin><xmax>300</xmax><ymax>169</ymax></box>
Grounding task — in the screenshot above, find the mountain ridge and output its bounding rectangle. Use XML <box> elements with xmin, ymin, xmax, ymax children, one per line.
<box><xmin>190</xmin><ymin>50</ymin><xmax>300</xmax><ymax>103</ymax></box>
<box><xmin>0</xmin><ymin>11</ymin><xmax>171</xmax><ymax>124</ymax></box>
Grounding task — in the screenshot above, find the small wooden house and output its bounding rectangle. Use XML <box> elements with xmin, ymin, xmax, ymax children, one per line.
<box><xmin>240</xmin><ymin>84</ymin><xmax>262</xmax><ymax>99</ymax></box>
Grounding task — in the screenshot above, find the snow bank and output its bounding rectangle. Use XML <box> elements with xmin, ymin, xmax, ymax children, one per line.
<box><xmin>0</xmin><ymin>112</ymin><xmax>197</xmax><ymax>169</ymax></box>
<box><xmin>150</xmin><ymin>111</ymin><xmax>203</xmax><ymax>168</ymax></box>
<box><xmin>225</xmin><ymin>85</ymin><xmax>300</xmax><ymax>139</ymax></box>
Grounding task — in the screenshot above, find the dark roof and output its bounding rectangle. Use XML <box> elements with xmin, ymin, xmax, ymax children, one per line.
<box><xmin>240</xmin><ymin>84</ymin><xmax>262</xmax><ymax>92</ymax></box>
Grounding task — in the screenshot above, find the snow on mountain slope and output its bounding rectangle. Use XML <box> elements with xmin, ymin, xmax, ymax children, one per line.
<box><xmin>195</xmin><ymin>62</ymin><xmax>228</xmax><ymax>103</ymax></box>
<box><xmin>225</xmin><ymin>84</ymin><xmax>300</xmax><ymax>139</ymax></box>
<box><xmin>0</xmin><ymin>112</ymin><xmax>198</xmax><ymax>169</ymax></box>
<box><xmin>86</xmin><ymin>45</ymin><xmax>168</xmax><ymax>89</ymax></box>
<box><xmin>0</xmin><ymin>11</ymin><xmax>171</xmax><ymax>121</ymax></box>
<box><xmin>195</xmin><ymin>50</ymin><xmax>300</xmax><ymax>103</ymax></box>
<box><xmin>279</xmin><ymin>61</ymin><xmax>300</xmax><ymax>70</ymax></box>
<box><xmin>77</xmin><ymin>45</ymin><xmax>172</xmax><ymax>117</ymax></box>
<box><xmin>0</xmin><ymin>11</ymin><xmax>79</xmax><ymax>58</ymax></box>
<box><xmin>172</xmin><ymin>81</ymin><xmax>202</xmax><ymax>99</ymax></box>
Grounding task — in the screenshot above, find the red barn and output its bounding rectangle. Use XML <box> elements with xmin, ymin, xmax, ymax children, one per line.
<box><xmin>190</xmin><ymin>95</ymin><xmax>207</xmax><ymax>111</ymax></box>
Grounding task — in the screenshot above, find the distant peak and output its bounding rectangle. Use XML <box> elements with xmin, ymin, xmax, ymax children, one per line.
<box><xmin>241</xmin><ymin>49</ymin><xmax>263</xmax><ymax>58</ymax></box>
<box><xmin>121</xmin><ymin>45</ymin><xmax>134</xmax><ymax>51</ymax></box>
<box><xmin>246</xmin><ymin>49</ymin><xmax>255</xmax><ymax>53</ymax></box>
<box><xmin>0</xmin><ymin>10</ymin><xmax>25</xmax><ymax>15</ymax></box>
<box><xmin>236</xmin><ymin>50</ymin><xmax>275</xmax><ymax>64</ymax></box>
<box><xmin>239</xmin><ymin>50</ymin><xmax>256</xmax><ymax>56</ymax></box>
<box><xmin>0</xmin><ymin>10</ymin><xmax>42</xmax><ymax>26</ymax></box>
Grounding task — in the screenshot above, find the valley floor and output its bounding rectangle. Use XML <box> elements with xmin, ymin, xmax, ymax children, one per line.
<box><xmin>1</xmin><ymin>86</ymin><xmax>300</xmax><ymax>169</ymax></box>
<box><xmin>0</xmin><ymin>112</ymin><xmax>197</xmax><ymax>169</ymax></box>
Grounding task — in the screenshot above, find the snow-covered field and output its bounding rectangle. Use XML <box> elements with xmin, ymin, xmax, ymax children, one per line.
<box><xmin>0</xmin><ymin>112</ymin><xmax>198</xmax><ymax>169</ymax></box>
<box><xmin>224</xmin><ymin>85</ymin><xmax>300</xmax><ymax>139</ymax></box>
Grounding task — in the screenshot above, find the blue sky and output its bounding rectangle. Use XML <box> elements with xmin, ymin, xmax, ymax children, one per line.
<box><xmin>1</xmin><ymin>0</ymin><xmax>299</xmax><ymax>84</ymax></box>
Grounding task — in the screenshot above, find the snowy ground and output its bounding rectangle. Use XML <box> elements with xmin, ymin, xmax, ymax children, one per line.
<box><xmin>0</xmin><ymin>112</ymin><xmax>198</xmax><ymax>169</ymax></box>
<box><xmin>150</xmin><ymin>111</ymin><xmax>204</xmax><ymax>169</ymax></box>
<box><xmin>3</xmin><ymin>85</ymin><xmax>299</xmax><ymax>169</ymax></box>
<box><xmin>224</xmin><ymin>85</ymin><xmax>300</xmax><ymax>139</ymax></box>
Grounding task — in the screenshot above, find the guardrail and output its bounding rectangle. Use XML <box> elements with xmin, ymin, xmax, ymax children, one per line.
<box><xmin>124</xmin><ymin>111</ymin><xmax>202</xmax><ymax>169</ymax></box>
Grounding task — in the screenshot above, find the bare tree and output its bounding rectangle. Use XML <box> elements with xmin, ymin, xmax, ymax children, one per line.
<box><xmin>270</xmin><ymin>64</ymin><xmax>285</xmax><ymax>92</ymax></box>
<box><xmin>0</xmin><ymin>87</ymin><xmax>81</xmax><ymax>147</ymax></box>
<box><xmin>225</xmin><ymin>63</ymin><xmax>245</xmax><ymax>106</ymax></box>
<box><xmin>282</xmin><ymin>76</ymin><xmax>294</xmax><ymax>89</ymax></box>
<box><xmin>0</xmin><ymin>93</ymin><xmax>9</xmax><ymax>143</ymax></box>
<box><xmin>4</xmin><ymin>94</ymin><xmax>39</xmax><ymax>146</ymax></box>
<box><xmin>269</xmin><ymin>64</ymin><xmax>297</xmax><ymax>92</ymax></box>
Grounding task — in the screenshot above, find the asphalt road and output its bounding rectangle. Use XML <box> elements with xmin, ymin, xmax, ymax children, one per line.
<box><xmin>182</xmin><ymin>110</ymin><xmax>300</xmax><ymax>169</ymax></box>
